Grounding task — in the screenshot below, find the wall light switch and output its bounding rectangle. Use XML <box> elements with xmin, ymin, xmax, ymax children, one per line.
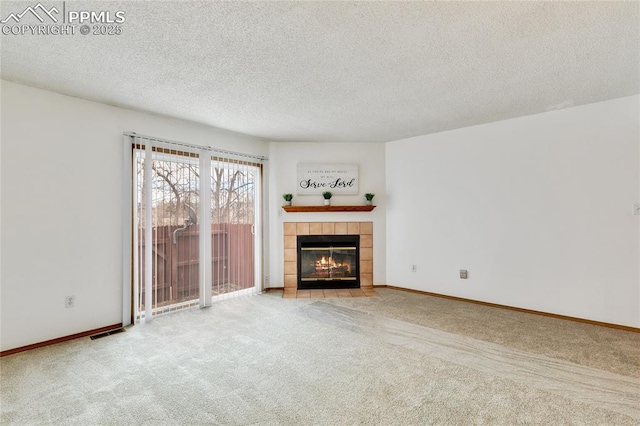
<box><xmin>634</xmin><ymin>203</ymin><xmax>640</xmax><ymax>215</ymax></box>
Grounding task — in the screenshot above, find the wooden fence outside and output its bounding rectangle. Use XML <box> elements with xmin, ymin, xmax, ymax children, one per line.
<box><xmin>139</xmin><ymin>223</ymin><xmax>254</xmax><ymax>307</ymax></box>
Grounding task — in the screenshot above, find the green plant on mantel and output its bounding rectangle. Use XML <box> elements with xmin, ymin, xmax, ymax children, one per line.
<box><xmin>283</xmin><ymin>193</ymin><xmax>293</xmax><ymax>202</ymax></box>
<box><xmin>322</xmin><ymin>191</ymin><xmax>332</xmax><ymax>199</ymax></box>
<box><xmin>365</xmin><ymin>193</ymin><xmax>375</xmax><ymax>201</ymax></box>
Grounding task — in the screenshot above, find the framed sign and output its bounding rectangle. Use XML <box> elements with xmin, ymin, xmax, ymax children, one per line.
<box><xmin>297</xmin><ymin>163</ymin><xmax>359</xmax><ymax>195</ymax></box>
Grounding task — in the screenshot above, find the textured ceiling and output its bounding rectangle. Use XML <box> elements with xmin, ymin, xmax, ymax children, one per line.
<box><xmin>1</xmin><ymin>1</ymin><xmax>638</xmax><ymax>142</ymax></box>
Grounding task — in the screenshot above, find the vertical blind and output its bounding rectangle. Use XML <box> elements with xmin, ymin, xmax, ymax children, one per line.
<box><xmin>126</xmin><ymin>134</ymin><xmax>264</xmax><ymax>322</ymax></box>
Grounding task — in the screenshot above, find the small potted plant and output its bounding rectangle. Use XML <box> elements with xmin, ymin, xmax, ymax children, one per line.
<box><xmin>322</xmin><ymin>191</ymin><xmax>332</xmax><ymax>206</ymax></box>
<box><xmin>283</xmin><ymin>193</ymin><xmax>293</xmax><ymax>206</ymax></box>
<box><xmin>365</xmin><ymin>193</ymin><xmax>375</xmax><ymax>205</ymax></box>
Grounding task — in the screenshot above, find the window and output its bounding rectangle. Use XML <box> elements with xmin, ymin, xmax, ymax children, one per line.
<box><xmin>124</xmin><ymin>135</ymin><xmax>264</xmax><ymax>323</ymax></box>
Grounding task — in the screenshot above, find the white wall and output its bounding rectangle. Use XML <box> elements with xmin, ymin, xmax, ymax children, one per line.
<box><xmin>267</xmin><ymin>142</ymin><xmax>386</xmax><ymax>287</ymax></box>
<box><xmin>0</xmin><ymin>81</ymin><xmax>268</xmax><ymax>351</ymax></box>
<box><xmin>386</xmin><ymin>96</ymin><xmax>640</xmax><ymax>327</ymax></box>
<box><xmin>3</xmin><ymin>81</ymin><xmax>636</xmax><ymax>352</ymax></box>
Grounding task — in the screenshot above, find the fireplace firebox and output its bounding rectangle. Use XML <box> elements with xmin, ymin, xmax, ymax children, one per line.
<box><xmin>297</xmin><ymin>235</ymin><xmax>360</xmax><ymax>289</ymax></box>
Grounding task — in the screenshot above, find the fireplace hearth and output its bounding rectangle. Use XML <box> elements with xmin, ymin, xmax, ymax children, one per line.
<box><xmin>297</xmin><ymin>235</ymin><xmax>360</xmax><ymax>289</ymax></box>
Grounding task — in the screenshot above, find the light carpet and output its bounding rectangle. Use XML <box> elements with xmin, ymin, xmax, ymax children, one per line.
<box><xmin>1</xmin><ymin>288</ymin><xmax>639</xmax><ymax>425</ymax></box>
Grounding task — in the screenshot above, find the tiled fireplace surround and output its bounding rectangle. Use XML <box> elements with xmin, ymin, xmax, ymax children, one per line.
<box><xmin>283</xmin><ymin>221</ymin><xmax>374</xmax><ymax>294</ymax></box>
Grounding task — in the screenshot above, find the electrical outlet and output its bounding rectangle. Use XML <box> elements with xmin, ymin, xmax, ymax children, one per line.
<box><xmin>265</xmin><ymin>275</ymin><xmax>270</xmax><ymax>285</ymax></box>
<box><xmin>411</xmin><ymin>265</ymin><xmax>417</xmax><ymax>273</ymax></box>
<box><xmin>460</xmin><ymin>270</ymin><xmax>468</xmax><ymax>279</ymax></box>
<box><xmin>65</xmin><ymin>295</ymin><xmax>75</xmax><ymax>308</ymax></box>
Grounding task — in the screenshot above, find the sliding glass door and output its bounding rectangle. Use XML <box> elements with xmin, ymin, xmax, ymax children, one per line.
<box><xmin>210</xmin><ymin>158</ymin><xmax>261</xmax><ymax>301</ymax></box>
<box><xmin>130</xmin><ymin>139</ymin><xmax>261</xmax><ymax>321</ymax></box>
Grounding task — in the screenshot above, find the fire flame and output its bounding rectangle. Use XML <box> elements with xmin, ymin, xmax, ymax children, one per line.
<box><xmin>316</xmin><ymin>256</ymin><xmax>350</xmax><ymax>272</ymax></box>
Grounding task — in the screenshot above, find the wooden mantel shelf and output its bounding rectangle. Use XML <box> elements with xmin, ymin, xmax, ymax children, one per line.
<box><xmin>282</xmin><ymin>205</ymin><xmax>376</xmax><ymax>213</ymax></box>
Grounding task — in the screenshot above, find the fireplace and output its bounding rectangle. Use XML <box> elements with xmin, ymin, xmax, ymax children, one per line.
<box><xmin>283</xmin><ymin>222</ymin><xmax>373</xmax><ymax>293</ymax></box>
<box><xmin>297</xmin><ymin>235</ymin><xmax>360</xmax><ymax>289</ymax></box>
